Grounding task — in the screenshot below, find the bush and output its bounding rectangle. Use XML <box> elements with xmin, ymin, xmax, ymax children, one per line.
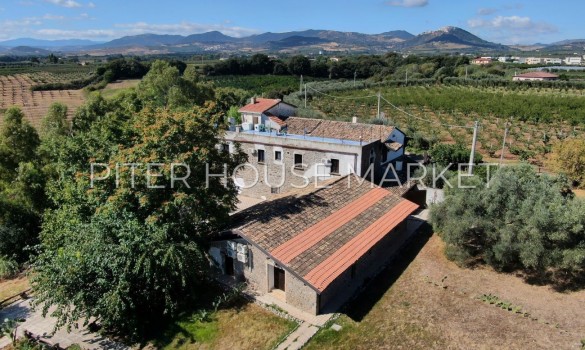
<box><xmin>430</xmin><ymin>165</ymin><xmax>585</xmax><ymax>285</ymax></box>
<box><xmin>0</xmin><ymin>256</ymin><xmax>19</xmax><ymax>279</ymax></box>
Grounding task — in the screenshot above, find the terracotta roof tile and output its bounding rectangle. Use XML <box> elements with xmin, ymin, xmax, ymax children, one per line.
<box><xmin>303</xmin><ymin>199</ymin><xmax>418</xmax><ymax>291</ymax></box>
<box><xmin>227</xmin><ymin>176</ymin><xmax>419</xmax><ymax>293</ymax></box>
<box><xmin>238</xmin><ymin>98</ymin><xmax>281</xmax><ymax>113</ymax></box>
<box><xmin>282</xmin><ymin>117</ymin><xmax>395</xmax><ymax>142</ymax></box>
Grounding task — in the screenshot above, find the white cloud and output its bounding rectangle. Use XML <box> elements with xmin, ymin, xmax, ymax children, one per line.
<box><xmin>386</xmin><ymin>0</ymin><xmax>428</xmax><ymax>8</ymax></box>
<box><xmin>477</xmin><ymin>8</ymin><xmax>498</xmax><ymax>16</ymax></box>
<box><xmin>468</xmin><ymin>15</ymin><xmax>556</xmax><ymax>33</ymax></box>
<box><xmin>467</xmin><ymin>15</ymin><xmax>557</xmax><ymax>44</ymax></box>
<box><xmin>43</xmin><ymin>14</ymin><xmax>66</xmax><ymax>20</ymax></box>
<box><xmin>87</xmin><ymin>2</ymin><xmax>95</xmax><ymax>8</ymax></box>
<box><xmin>44</xmin><ymin>0</ymin><xmax>82</xmax><ymax>8</ymax></box>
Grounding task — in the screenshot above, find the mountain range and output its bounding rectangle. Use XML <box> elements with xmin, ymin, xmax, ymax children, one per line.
<box><xmin>0</xmin><ymin>27</ymin><xmax>582</xmax><ymax>55</ymax></box>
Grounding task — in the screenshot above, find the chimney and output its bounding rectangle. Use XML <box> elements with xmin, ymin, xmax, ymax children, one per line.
<box><xmin>352</xmin><ymin>116</ymin><xmax>358</xmax><ymax>124</ymax></box>
<box><xmin>250</xmin><ymin>97</ymin><xmax>256</xmax><ymax>104</ymax></box>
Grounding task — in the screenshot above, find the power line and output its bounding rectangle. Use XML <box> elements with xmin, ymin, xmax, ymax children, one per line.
<box><xmin>306</xmin><ymin>85</ymin><xmax>378</xmax><ymax>100</ymax></box>
<box><xmin>379</xmin><ymin>95</ymin><xmax>474</xmax><ymax>129</ymax></box>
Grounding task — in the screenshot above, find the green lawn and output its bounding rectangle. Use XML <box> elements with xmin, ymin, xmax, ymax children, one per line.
<box><xmin>153</xmin><ymin>302</ymin><xmax>297</xmax><ymax>350</ymax></box>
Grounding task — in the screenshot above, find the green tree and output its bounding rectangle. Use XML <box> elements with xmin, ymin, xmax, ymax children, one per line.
<box><xmin>288</xmin><ymin>55</ymin><xmax>311</xmax><ymax>76</ymax></box>
<box><xmin>549</xmin><ymin>139</ymin><xmax>585</xmax><ymax>188</ymax></box>
<box><xmin>0</xmin><ymin>107</ymin><xmax>40</xmax><ymax>179</ymax></box>
<box><xmin>137</xmin><ymin>60</ymin><xmax>213</xmax><ymax>109</ymax></box>
<box><xmin>41</xmin><ymin>103</ymin><xmax>70</xmax><ymax>137</ymax></box>
<box><xmin>430</xmin><ymin>165</ymin><xmax>585</xmax><ymax>285</ymax></box>
<box><xmin>32</xmin><ymin>104</ymin><xmax>247</xmax><ymax>336</ymax></box>
<box><xmin>429</xmin><ymin>143</ymin><xmax>482</xmax><ymax>167</ymax></box>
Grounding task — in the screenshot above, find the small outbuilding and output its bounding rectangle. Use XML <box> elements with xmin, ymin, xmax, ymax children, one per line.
<box><xmin>209</xmin><ymin>176</ymin><xmax>419</xmax><ymax>315</ymax></box>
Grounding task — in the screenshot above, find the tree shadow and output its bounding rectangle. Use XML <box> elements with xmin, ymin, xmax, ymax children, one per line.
<box><xmin>342</xmin><ymin>224</ymin><xmax>433</xmax><ymax>322</ymax></box>
<box><xmin>229</xmin><ymin>189</ymin><xmax>331</xmax><ymax>227</ymax></box>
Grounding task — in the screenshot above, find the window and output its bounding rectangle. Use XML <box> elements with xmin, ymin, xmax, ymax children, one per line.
<box><xmin>221</xmin><ymin>143</ymin><xmax>229</xmax><ymax>153</ymax></box>
<box><xmin>257</xmin><ymin>149</ymin><xmax>265</xmax><ymax>163</ymax></box>
<box><xmin>274</xmin><ymin>151</ymin><xmax>282</xmax><ymax>161</ymax></box>
<box><xmin>271</xmin><ymin>187</ymin><xmax>280</xmax><ymax>194</ymax></box>
<box><xmin>330</xmin><ymin>159</ymin><xmax>340</xmax><ymax>175</ymax></box>
<box><xmin>294</xmin><ymin>154</ymin><xmax>303</xmax><ymax>169</ymax></box>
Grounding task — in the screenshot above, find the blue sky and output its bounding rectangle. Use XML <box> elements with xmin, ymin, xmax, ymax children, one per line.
<box><xmin>0</xmin><ymin>0</ymin><xmax>582</xmax><ymax>44</ymax></box>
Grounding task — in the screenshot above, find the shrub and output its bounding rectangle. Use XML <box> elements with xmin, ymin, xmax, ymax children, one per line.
<box><xmin>0</xmin><ymin>256</ymin><xmax>19</xmax><ymax>279</ymax></box>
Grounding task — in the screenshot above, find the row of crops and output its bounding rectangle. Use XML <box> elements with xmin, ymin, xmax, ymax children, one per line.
<box><xmin>294</xmin><ymin>84</ymin><xmax>584</xmax><ymax>164</ymax></box>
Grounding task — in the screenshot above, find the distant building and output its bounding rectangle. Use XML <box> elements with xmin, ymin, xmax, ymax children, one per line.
<box><xmin>471</xmin><ymin>57</ymin><xmax>492</xmax><ymax>65</ymax></box>
<box><xmin>543</xmin><ymin>58</ymin><xmax>563</xmax><ymax>65</ymax></box>
<box><xmin>565</xmin><ymin>56</ymin><xmax>583</xmax><ymax>65</ymax></box>
<box><xmin>497</xmin><ymin>56</ymin><xmax>511</xmax><ymax>63</ymax></box>
<box><xmin>525</xmin><ymin>57</ymin><xmax>543</xmax><ymax>65</ymax></box>
<box><xmin>513</xmin><ymin>72</ymin><xmax>559</xmax><ymax>81</ymax></box>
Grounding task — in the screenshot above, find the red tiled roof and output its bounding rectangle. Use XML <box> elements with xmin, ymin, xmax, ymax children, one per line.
<box><xmin>227</xmin><ymin>176</ymin><xmax>419</xmax><ymax>293</ymax></box>
<box><xmin>282</xmin><ymin>117</ymin><xmax>396</xmax><ymax>143</ymax></box>
<box><xmin>303</xmin><ymin>199</ymin><xmax>418</xmax><ymax>291</ymax></box>
<box><xmin>238</xmin><ymin>98</ymin><xmax>281</xmax><ymax>113</ymax></box>
<box><xmin>514</xmin><ymin>72</ymin><xmax>558</xmax><ymax>78</ymax></box>
<box><xmin>271</xmin><ymin>187</ymin><xmax>390</xmax><ymax>263</ymax></box>
<box><xmin>267</xmin><ymin>115</ymin><xmax>288</xmax><ymax>127</ymax></box>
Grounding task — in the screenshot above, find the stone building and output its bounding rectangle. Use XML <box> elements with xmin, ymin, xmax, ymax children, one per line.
<box><xmin>224</xmin><ymin>98</ymin><xmax>407</xmax><ymax>199</ymax></box>
<box><xmin>209</xmin><ymin>176</ymin><xmax>419</xmax><ymax>315</ymax></box>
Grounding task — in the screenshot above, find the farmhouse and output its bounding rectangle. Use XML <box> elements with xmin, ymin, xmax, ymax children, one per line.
<box><xmin>209</xmin><ymin>176</ymin><xmax>419</xmax><ymax>315</ymax></box>
<box><xmin>224</xmin><ymin>98</ymin><xmax>407</xmax><ymax>199</ymax></box>
<box><xmin>513</xmin><ymin>72</ymin><xmax>559</xmax><ymax>81</ymax></box>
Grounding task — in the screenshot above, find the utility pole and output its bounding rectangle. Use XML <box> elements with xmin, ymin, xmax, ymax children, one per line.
<box><xmin>405</xmin><ymin>71</ymin><xmax>408</xmax><ymax>85</ymax></box>
<box><xmin>299</xmin><ymin>75</ymin><xmax>303</xmax><ymax>93</ymax></box>
<box><xmin>465</xmin><ymin>66</ymin><xmax>468</xmax><ymax>79</ymax></box>
<box><xmin>304</xmin><ymin>83</ymin><xmax>307</xmax><ymax>108</ymax></box>
<box><xmin>354</xmin><ymin>70</ymin><xmax>357</xmax><ymax>87</ymax></box>
<box><xmin>499</xmin><ymin>121</ymin><xmax>510</xmax><ymax>166</ymax></box>
<box><xmin>468</xmin><ymin>121</ymin><xmax>480</xmax><ymax>175</ymax></box>
<box><xmin>377</xmin><ymin>91</ymin><xmax>381</xmax><ymax>119</ymax></box>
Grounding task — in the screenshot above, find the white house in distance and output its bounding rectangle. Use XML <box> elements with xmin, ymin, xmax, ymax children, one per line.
<box><xmin>565</xmin><ymin>56</ymin><xmax>583</xmax><ymax>66</ymax></box>
<box><xmin>513</xmin><ymin>72</ymin><xmax>559</xmax><ymax>81</ymax></box>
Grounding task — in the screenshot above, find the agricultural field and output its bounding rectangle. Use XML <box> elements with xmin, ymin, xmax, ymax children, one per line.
<box><xmin>0</xmin><ymin>63</ymin><xmax>95</xmax><ymax>78</ymax></box>
<box><xmin>302</xmin><ymin>84</ymin><xmax>585</xmax><ymax>165</ymax></box>
<box><xmin>0</xmin><ymin>74</ymin><xmax>86</xmax><ymax>128</ymax></box>
<box><xmin>205</xmin><ymin>74</ymin><xmax>316</xmax><ymax>96</ymax></box>
<box><xmin>101</xmin><ymin>79</ymin><xmax>140</xmax><ymax>99</ymax></box>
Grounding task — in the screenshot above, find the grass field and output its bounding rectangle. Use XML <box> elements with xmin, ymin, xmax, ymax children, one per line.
<box><xmin>101</xmin><ymin>79</ymin><xmax>140</xmax><ymax>99</ymax></box>
<box><xmin>305</xmin><ymin>230</ymin><xmax>585</xmax><ymax>349</ymax></box>
<box><xmin>153</xmin><ymin>302</ymin><xmax>296</xmax><ymax>350</ymax></box>
<box><xmin>0</xmin><ymin>74</ymin><xmax>86</xmax><ymax>128</ymax></box>
<box><xmin>301</xmin><ymin>84</ymin><xmax>585</xmax><ymax>165</ymax></box>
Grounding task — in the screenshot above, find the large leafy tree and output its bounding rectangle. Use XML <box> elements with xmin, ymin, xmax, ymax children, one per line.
<box><xmin>548</xmin><ymin>139</ymin><xmax>585</xmax><ymax>189</ymax></box>
<box><xmin>32</xmin><ymin>103</ymin><xmax>247</xmax><ymax>335</ymax></box>
<box><xmin>430</xmin><ymin>165</ymin><xmax>585</xmax><ymax>285</ymax></box>
<box><xmin>0</xmin><ymin>108</ymin><xmax>42</xmax><ymax>264</ymax></box>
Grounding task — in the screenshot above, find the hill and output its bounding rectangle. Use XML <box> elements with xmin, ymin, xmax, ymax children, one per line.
<box><xmin>0</xmin><ymin>27</ymin><xmax>519</xmax><ymax>55</ymax></box>
<box><xmin>400</xmin><ymin>26</ymin><xmax>508</xmax><ymax>51</ymax></box>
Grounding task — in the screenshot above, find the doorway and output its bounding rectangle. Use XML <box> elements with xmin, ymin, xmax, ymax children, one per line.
<box><xmin>274</xmin><ymin>266</ymin><xmax>285</xmax><ymax>291</ymax></box>
<box><xmin>225</xmin><ymin>256</ymin><xmax>234</xmax><ymax>276</ymax></box>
